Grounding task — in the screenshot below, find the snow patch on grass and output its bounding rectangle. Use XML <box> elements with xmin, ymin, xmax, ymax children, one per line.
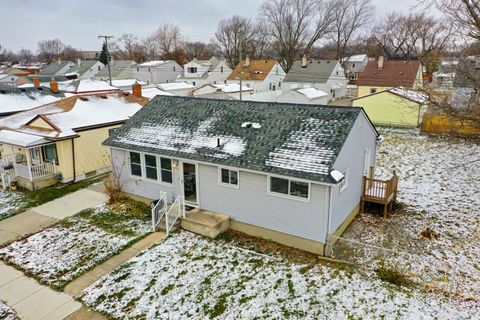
<box><xmin>0</xmin><ymin>301</ymin><xmax>18</xmax><ymax>320</ymax></box>
<box><xmin>0</xmin><ymin>190</ymin><xmax>28</xmax><ymax>220</ymax></box>
<box><xmin>0</xmin><ymin>205</ymin><xmax>150</xmax><ymax>289</ymax></box>
<box><xmin>80</xmin><ymin>231</ymin><xmax>467</xmax><ymax>320</ymax></box>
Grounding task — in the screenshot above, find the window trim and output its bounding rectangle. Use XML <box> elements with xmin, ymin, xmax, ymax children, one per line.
<box><xmin>218</xmin><ymin>167</ymin><xmax>240</xmax><ymax>189</ymax></box>
<box><xmin>143</xmin><ymin>153</ymin><xmax>158</xmax><ymax>182</ymax></box>
<box><xmin>159</xmin><ymin>157</ymin><xmax>173</xmax><ymax>185</ymax></box>
<box><xmin>129</xmin><ymin>151</ymin><xmax>143</xmax><ymax>178</ymax></box>
<box><xmin>267</xmin><ymin>175</ymin><xmax>310</xmax><ymax>202</ymax></box>
<box><xmin>339</xmin><ymin>168</ymin><xmax>349</xmax><ymax>194</ymax></box>
<box><xmin>128</xmin><ymin>151</ymin><xmax>174</xmax><ymax>186</ymax></box>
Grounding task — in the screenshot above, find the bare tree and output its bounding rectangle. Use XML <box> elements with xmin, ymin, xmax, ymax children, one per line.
<box><xmin>248</xmin><ymin>19</ymin><xmax>274</xmax><ymax>59</ymax></box>
<box><xmin>62</xmin><ymin>45</ymin><xmax>82</xmax><ymax>62</ymax></box>
<box><xmin>0</xmin><ymin>44</ymin><xmax>14</xmax><ymax>63</ymax></box>
<box><xmin>328</xmin><ymin>0</ymin><xmax>374</xmax><ymax>59</ymax></box>
<box><xmin>184</xmin><ymin>41</ymin><xmax>214</xmax><ymax>60</ymax></box>
<box><xmin>17</xmin><ymin>48</ymin><xmax>34</xmax><ymax>64</ymax></box>
<box><xmin>152</xmin><ymin>23</ymin><xmax>184</xmax><ymax>57</ymax></box>
<box><xmin>111</xmin><ymin>33</ymin><xmax>148</xmax><ymax>62</ymax></box>
<box><xmin>214</xmin><ymin>15</ymin><xmax>255</xmax><ymax>69</ymax></box>
<box><xmin>37</xmin><ymin>39</ymin><xmax>64</xmax><ymax>63</ymax></box>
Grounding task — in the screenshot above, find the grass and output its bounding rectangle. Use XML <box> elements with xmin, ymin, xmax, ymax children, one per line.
<box><xmin>375</xmin><ymin>261</ymin><xmax>415</xmax><ymax>288</ymax></box>
<box><xmin>0</xmin><ymin>175</ymin><xmax>105</xmax><ymax>221</ymax></box>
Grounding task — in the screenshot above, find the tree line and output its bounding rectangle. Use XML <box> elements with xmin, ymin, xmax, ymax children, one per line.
<box><xmin>0</xmin><ymin>0</ymin><xmax>478</xmax><ymax>75</ymax></box>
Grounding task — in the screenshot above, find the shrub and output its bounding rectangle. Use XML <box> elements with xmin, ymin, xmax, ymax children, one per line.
<box><xmin>375</xmin><ymin>261</ymin><xmax>414</xmax><ymax>287</ymax></box>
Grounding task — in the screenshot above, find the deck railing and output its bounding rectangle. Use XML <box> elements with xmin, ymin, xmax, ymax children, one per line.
<box><xmin>152</xmin><ymin>192</ymin><xmax>167</xmax><ymax>231</ymax></box>
<box><xmin>361</xmin><ymin>172</ymin><xmax>399</xmax><ymax>218</ymax></box>
<box><xmin>12</xmin><ymin>161</ymin><xmax>56</xmax><ymax>181</ymax></box>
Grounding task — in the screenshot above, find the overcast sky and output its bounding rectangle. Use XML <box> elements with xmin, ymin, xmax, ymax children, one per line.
<box><xmin>1</xmin><ymin>0</ymin><xmax>422</xmax><ymax>52</ymax></box>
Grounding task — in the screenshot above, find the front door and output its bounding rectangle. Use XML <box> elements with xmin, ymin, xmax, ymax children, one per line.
<box><xmin>182</xmin><ymin>162</ymin><xmax>198</xmax><ymax>206</ymax></box>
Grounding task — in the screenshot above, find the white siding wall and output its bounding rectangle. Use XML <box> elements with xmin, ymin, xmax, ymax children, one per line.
<box><xmin>329</xmin><ymin>112</ymin><xmax>377</xmax><ymax>233</ymax></box>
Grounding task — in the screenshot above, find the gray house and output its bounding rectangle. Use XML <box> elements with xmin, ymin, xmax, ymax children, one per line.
<box><xmin>105</xmin><ymin>96</ymin><xmax>379</xmax><ymax>254</ymax></box>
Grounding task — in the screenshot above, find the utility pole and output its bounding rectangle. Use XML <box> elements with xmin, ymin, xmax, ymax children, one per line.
<box><xmin>239</xmin><ymin>31</ymin><xmax>244</xmax><ymax>101</ymax></box>
<box><xmin>98</xmin><ymin>35</ymin><xmax>114</xmax><ymax>85</ymax></box>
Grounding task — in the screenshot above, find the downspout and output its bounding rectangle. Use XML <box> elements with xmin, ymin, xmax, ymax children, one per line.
<box><xmin>71</xmin><ymin>138</ymin><xmax>76</xmax><ymax>182</ymax></box>
<box><xmin>323</xmin><ymin>186</ymin><xmax>333</xmax><ymax>256</ymax></box>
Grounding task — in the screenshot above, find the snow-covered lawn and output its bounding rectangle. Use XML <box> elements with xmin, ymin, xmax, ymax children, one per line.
<box><xmin>0</xmin><ymin>203</ymin><xmax>151</xmax><ymax>289</ymax></box>
<box><xmin>0</xmin><ymin>301</ymin><xmax>18</xmax><ymax>320</ymax></box>
<box><xmin>0</xmin><ymin>190</ymin><xmax>28</xmax><ymax>220</ymax></box>
<box><xmin>80</xmin><ymin>231</ymin><xmax>469</xmax><ymax>320</ymax></box>
<box><xmin>333</xmin><ymin>129</ymin><xmax>480</xmax><ymax>308</ymax></box>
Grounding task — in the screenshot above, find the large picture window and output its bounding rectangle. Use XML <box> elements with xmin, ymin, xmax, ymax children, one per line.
<box><xmin>144</xmin><ymin>154</ymin><xmax>157</xmax><ymax>180</ymax></box>
<box><xmin>130</xmin><ymin>152</ymin><xmax>142</xmax><ymax>177</ymax></box>
<box><xmin>160</xmin><ymin>157</ymin><xmax>172</xmax><ymax>183</ymax></box>
<box><xmin>269</xmin><ymin>176</ymin><xmax>309</xmax><ymax>200</ymax></box>
<box><xmin>219</xmin><ymin>168</ymin><xmax>238</xmax><ymax>187</ymax></box>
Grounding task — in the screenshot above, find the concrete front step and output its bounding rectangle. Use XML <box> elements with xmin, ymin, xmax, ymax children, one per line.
<box><xmin>155</xmin><ymin>218</ymin><xmax>181</xmax><ymax>233</ymax></box>
<box><xmin>181</xmin><ymin>209</ymin><xmax>230</xmax><ymax>239</ymax></box>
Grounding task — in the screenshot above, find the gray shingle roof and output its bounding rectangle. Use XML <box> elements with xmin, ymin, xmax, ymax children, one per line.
<box><xmin>283</xmin><ymin>60</ymin><xmax>338</xmax><ymax>83</ymax></box>
<box><xmin>96</xmin><ymin>60</ymin><xmax>136</xmax><ymax>78</ymax></box>
<box><xmin>105</xmin><ymin>96</ymin><xmax>367</xmax><ymax>183</ymax></box>
<box><xmin>39</xmin><ymin>61</ymin><xmax>73</xmax><ymax>76</ymax></box>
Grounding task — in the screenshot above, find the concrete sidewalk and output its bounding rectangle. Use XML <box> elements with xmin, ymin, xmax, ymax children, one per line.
<box><xmin>0</xmin><ymin>188</ymin><xmax>107</xmax><ymax>245</ymax></box>
<box><xmin>0</xmin><ymin>262</ymin><xmax>81</xmax><ymax>320</ymax></box>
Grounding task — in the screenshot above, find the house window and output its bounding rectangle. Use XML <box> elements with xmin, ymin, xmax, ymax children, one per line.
<box><xmin>144</xmin><ymin>154</ymin><xmax>158</xmax><ymax>180</ymax></box>
<box><xmin>98</xmin><ymin>66</ymin><xmax>101</xmax><ymax>71</ymax></box>
<box><xmin>352</xmin><ymin>63</ymin><xmax>356</xmax><ymax>68</ymax></box>
<box><xmin>42</xmin><ymin>144</ymin><xmax>58</xmax><ymax>165</ymax></box>
<box><xmin>136</xmin><ymin>67</ymin><xmax>139</xmax><ymax>72</ymax></box>
<box><xmin>192</xmin><ymin>81</ymin><xmax>196</xmax><ymax>86</ymax></box>
<box><xmin>331</xmin><ymin>89</ymin><xmax>336</xmax><ymax>99</ymax></box>
<box><xmin>148</xmin><ymin>68</ymin><xmax>151</xmax><ymax>72</ymax></box>
<box><xmin>279</xmin><ymin>82</ymin><xmax>281</xmax><ymax>88</ymax></box>
<box><xmin>269</xmin><ymin>176</ymin><xmax>309</xmax><ymax>200</ymax></box>
<box><xmin>370</xmin><ymin>88</ymin><xmax>377</xmax><ymax>94</ymax></box>
<box><xmin>219</xmin><ymin>168</ymin><xmax>238</xmax><ymax>187</ymax></box>
<box><xmin>269</xmin><ymin>83</ymin><xmax>272</xmax><ymax>90</ymax></box>
<box><xmin>339</xmin><ymin>169</ymin><xmax>349</xmax><ymax>193</ymax></box>
<box><xmin>173</xmin><ymin>66</ymin><xmax>176</xmax><ymax>72</ymax></box>
<box><xmin>130</xmin><ymin>151</ymin><xmax>142</xmax><ymax>177</ymax></box>
<box><xmin>188</xmin><ymin>67</ymin><xmax>197</xmax><ymax>73</ymax></box>
<box><xmin>220</xmin><ymin>66</ymin><xmax>224</xmax><ymax>73</ymax></box>
<box><xmin>160</xmin><ymin>157</ymin><xmax>173</xmax><ymax>183</ymax></box>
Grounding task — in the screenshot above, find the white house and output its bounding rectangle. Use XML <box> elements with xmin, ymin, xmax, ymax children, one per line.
<box><xmin>193</xmin><ymin>83</ymin><xmax>253</xmax><ymax>100</ymax></box>
<box><xmin>340</xmin><ymin>54</ymin><xmax>369</xmax><ymax>97</ymax></box>
<box><xmin>63</xmin><ymin>59</ymin><xmax>105</xmax><ymax>80</ymax></box>
<box><xmin>133</xmin><ymin>60</ymin><xmax>182</xmax><ymax>85</ymax></box>
<box><xmin>157</xmin><ymin>82</ymin><xmax>195</xmax><ymax>96</ymax></box>
<box><xmin>242</xmin><ymin>87</ymin><xmax>329</xmax><ymax>105</ymax></box>
<box><xmin>227</xmin><ymin>58</ymin><xmax>286</xmax><ymax>93</ymax></box>
<box><xmin>0</xmin><ymin>74</ymin><xmax>19</xmax><ymax>87</ymax></box>
<box><xmin>178</xmin><ymin>57</ymin><xmax>231</xmax><ymax>87</ymax></box>
<box><xmin>105</xmin><ymin>96</ymin><xmax>379</xmax><ymax>255</ymax></box>
<box><xmin>283</xmin><ymin>58</ymin><xmax>348</xmax><ymax>101</ymax></box>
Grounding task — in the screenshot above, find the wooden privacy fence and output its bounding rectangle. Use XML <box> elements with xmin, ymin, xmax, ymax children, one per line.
<box><xmin>360</xmin><ymin>172</ymin><xmax>399</xmax><ymax>218</ymax></box>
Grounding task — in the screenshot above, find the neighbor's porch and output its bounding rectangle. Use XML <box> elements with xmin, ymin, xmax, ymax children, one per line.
<box><xmin>360</xmin><ymin>172</ymin><xmax>399</xmax><ymax>218</ymax></box>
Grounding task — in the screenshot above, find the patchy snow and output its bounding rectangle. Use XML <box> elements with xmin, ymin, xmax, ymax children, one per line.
<box><xmin>130</xmin><ymin>87</ymin><xmax>172</xmax><ymax>99</ymax></box>
<box><xmin>0</xmin><ymin>190</ymin><xmax>28</xmax><ymax>220</ymax></box>
<box><xmin>115</xmin><ymin>116</ymin><xmax>247</xmax><ymax>159</ymax></box>
<box><xmin>334</xmin><ymin>129</ymin><xmax>480</xmax><ymax>311</ymax></box>
<box><xmin>266</xmin><ymin>118</ymin><xmax>344</xmax><ymax>175</ymax></box>
<box><xmin>296</xmin><ymin>87</ymin><xmax>328</xmax><ymax>99</ymax></box>
<box><xmin>157</xmin><ymin>82</ymin><xmax>195</xmax><ymax>91</ymax></box>
<box><xmin>0</xmin><ymin>205</ymin><xmax>150</xmax><ymax>288</ymax></box>
<box><xmin>0</xmin><ymin>130</ymin><xmax>49</xmax><ymax>148</ymax></box>
<box><xmin>0</xmin><ymin>301</ymin><xmax>17</xmax><ymax>320</ymax></box>
<box><xmin>138</xmin><ymin>61</ymin><xmax>170</xmax><ymax>67</ymax></box>
<box><xmin>80</xmin><ymin>231</ymin><xmax>468</xmax><ymax>319</ymax></box>
<box><xmin>389</xmin><ymin>87</ymin><xmax>428</xmax><ymax>103</ymax></box>
<box><xmin>212</xmin><ymin>83</ymin><xmax>252</xmax><ymax>93</ymax></box>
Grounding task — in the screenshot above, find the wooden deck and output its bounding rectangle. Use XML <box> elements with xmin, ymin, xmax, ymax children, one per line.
<box><xmin>360</xmin><ymin>172</ymin><xmax>399</xmax><ymax>218</ymax></box>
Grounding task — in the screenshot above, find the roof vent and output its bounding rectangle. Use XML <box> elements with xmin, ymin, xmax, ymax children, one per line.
<box><xmin>217</xmin><ymin>138</ymin><xmax>221</xmax><ymax>147</ymax></box>
<box><xmin>100</xmin><ymin>95</ymin><xmax>108</xmax><ymax>99</ymax></box>
<box><xmin>241</xmin><ymin>122</ymin><xmax>262</xmax><ymax>129</ymax></box>
<box><xmin>330</xmin><ymin>170</ymin><xmax>344</xmax><ymax>183</ymax></box>
<box><xmin>79</xmin><ymin>96</ymin><xmax>89</xmax><ymax>101</ymax></box>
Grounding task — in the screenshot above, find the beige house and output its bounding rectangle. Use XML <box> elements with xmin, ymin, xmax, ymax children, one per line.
<box><xmin>0</xmin><ymin>88</ymin><xmax>148</xmax><ymax>190</ymax></box>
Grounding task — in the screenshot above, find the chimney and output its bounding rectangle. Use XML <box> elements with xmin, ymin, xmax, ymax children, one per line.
<box><xmin>77</xmin><ymin>58</ymin><xmax>82</xmax><ymax>67</ymax></box>
<box><xmin>245</xmin><ymin>55</ymin><xmax>250</xmax><ymax>67</ymax></box>
<box><xmin>33</xmin><ymin>77</ymin><xmax>40</xmax><ymax>88</ymax></box>
<box><xmin>50</xmin><ymin>78</ymin><xmax>59</xmax><ymax>93</ymax></box>
<box><xmin>57</xmin><ymin>57</ymin><xmax>62</xmax><ymax>65</ymax></box>
<box><xmin>377</xmin><ymin>56</ymin><xmax>384</xmax><ymax>70</ymax></box>
<box><xmin>132</xmin><ymin>81</ymin><xmax>142</xmax><ymax>98</ymax></box>
<box><xmin>301</xmin><ymin>55</ymin><xmax>307</xmax><ymax>68</ymax></box>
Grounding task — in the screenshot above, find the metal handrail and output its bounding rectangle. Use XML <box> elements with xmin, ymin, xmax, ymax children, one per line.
<box><xmin>151</xmin><ymin>192</ymin><xmax>167</xmax><ymax>231</ymax></box>
<box><xmin>165</xmin><ymin>195</ymin><xmax>185</xmax><ymax>236</ymax></box>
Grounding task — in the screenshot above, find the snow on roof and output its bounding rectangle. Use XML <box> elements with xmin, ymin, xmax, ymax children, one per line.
<box><xmin>389</xmin><ymin>87</ymin><xmax>428</xmax><ymax>104</ymax></box>
<box><xmin>0</xmin><ymin>130</ymin><xmax>50</xmax><ymax>147</ymax></box>
<box><xmin>110</xmin><ymin>79</ymin><xmax>147</xmax><ymax>87</ymax></box>
<box><xmin>0</xmin><ymin>92</ymin><xmax>62</xmax><ymax>115</ymax></box>
<box><xmin>157</xmin><ymin>82</ymin><xmax>195</xmax><ymax>91</ymax></box>
<box><xmin>136</xmin><ymin>87</ymin><xmax>172</xmax><ymax>99</ymax></box>
<box><xmin>296</xmin><ymin>87</ymin><xmax>328</xmax><ymax>99</ymax></box>
<box><xmin>212</xmin><ymin>83</ymin><xmax>252</xmax><ymax>93</ymax></box>
<box><xmin>0</xmin><ymin>94</ymin><xmax>143</xmax><ymax>139</ymax></box>
<box><xmin>60</xmin><ymin>79</ymin><xmax>119</xmax><ymax>94</ymax></box>
<box><xmin>138</xmin><ymin>61</ymin><xmax>171</xmax><ymax>67</ymax></box>
<box><xmin>341</xmin><ymin>54</ymin><xmax>368</xmax><ymax>62</ymax></box>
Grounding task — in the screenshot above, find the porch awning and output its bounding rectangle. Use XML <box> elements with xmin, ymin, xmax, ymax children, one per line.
<box><xmin>0</xmin><ymin>130</ymin><xmax>50</xmax><ymax>148</ymax></box>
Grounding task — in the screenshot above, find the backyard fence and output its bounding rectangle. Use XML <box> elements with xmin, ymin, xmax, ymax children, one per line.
<box><xmin>326</xmin><ymin>234</ymin><xmax>458</xmax><ymax>296</ymax></box>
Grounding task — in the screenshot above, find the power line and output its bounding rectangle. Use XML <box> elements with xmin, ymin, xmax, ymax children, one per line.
<box><xmin>98</xmin><ymin>35</ymin><xmax>114</xmax><ymax>86</ymax></box>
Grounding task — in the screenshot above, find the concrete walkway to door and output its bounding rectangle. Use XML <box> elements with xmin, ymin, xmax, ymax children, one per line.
<box><xmin>0</xmin><ymin>186</ymin><xmax>108</xmax><ymax>245</ymax></box>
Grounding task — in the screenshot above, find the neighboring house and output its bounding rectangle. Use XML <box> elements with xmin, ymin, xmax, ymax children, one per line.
<box><xmin>95</xmin><ymin>60</ymin><xmax>137</xmax><ymax>81</ymax></box>
<box><xmin>105</xmin><ymin>96</ymin><xmax>379</xmax><ymax>255</ymax></box>
<box><xmin>59</xmin><ymin>79</ymin><xmax>119</xmax><ymax>95</ymax></box>
<box><xmin>157</xmin><ymin>82</ymin><xmax>195</xmax><ymax>96</ymax></box>
<box><xmin>352</xmin><ymin>87</ymin><xmax>428</xmax><ymax>127</ymax></box>
<box><xmin>340</xmin><ymin>54</ymin><xmax>369</xmax><ymax>97</ymax></box>
<box><xmin>133</xmin><ymin>60</ymin><xmax>182</xmax><ymax>84</ymax></box>
<box><xmin>63</xmin><ymin>59</ymin><xmax>105</xmax><ymax>80</ymax></box>
<box><xmin>193</xmin><ymin>83</ymin><xmax>253</xmax><ymax>100</ymax></box>
<box><xmin>356</xmin><ymin>57</ymin><xmax>423</xmax><ymax>97</ymax></box>
<box><xmin>227</xmin><ymin>58</ymin><xmax>286</xmax><ymax>93</ymax></box>
<box><xmin>0</xmin><ymin>84</ymin><xmax>65</xmax><ymax>117</ymax></box>
<box><xmin>282</xmin><ymin>57</ymin><xmax>348</xmax><ymax>101</ymax></box>
<box><xmin>0</xmin><ymin>91</ymin><xmax>149</xmax><ymax>190</ymax></box>
<box><xmin>0</xmin><ymin>74</ymin><xmax>19</xmax><ymax>86</ymax></box>
<box><xmin>242</xmin><ymin>87</ymin><xmax>329</xmax><ymax>105</ymax></box>
<box><xmin>110</xmin><ymin>79</ymin><xmax>147</xmax><ymax>91</ymax></box>
<box><xmin>179</xmin><ymin>57</ymin><xmax>231</xmax><ymax>87</ymax></box>
<box><xmin>39</xmin><ymin>60</ymin><xmax>75</xmax><ymax>78</ymax></box>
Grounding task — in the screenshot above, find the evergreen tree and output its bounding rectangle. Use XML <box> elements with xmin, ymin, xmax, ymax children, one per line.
<box><xmin>99</xmin><ymin>42</ymin><xmax>109</xmax><ymax>65</ymax></box>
